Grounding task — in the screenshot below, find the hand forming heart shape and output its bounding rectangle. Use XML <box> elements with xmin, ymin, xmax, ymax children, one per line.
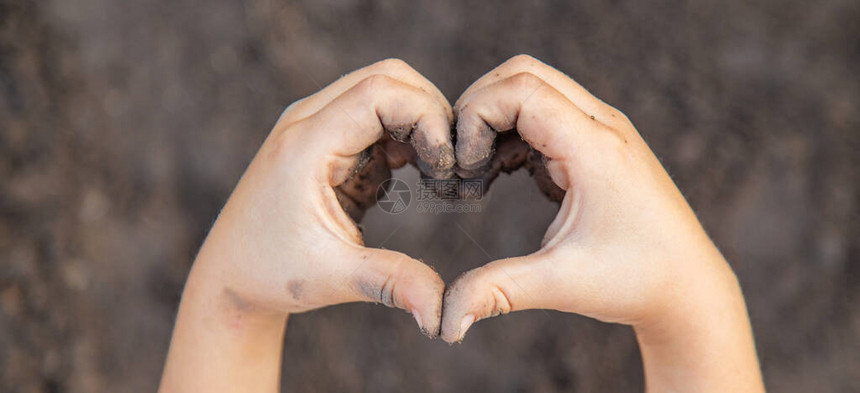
<box><xmin>328</xmin><ymin>55</ymin><xmax>735</xmax><ymax>343</ymax></box>
<box><xmin>162</xmin><ymin>55</ymin><xmax>763</xmax><ymax>393</ymax></box>
<box><xmin>198</xmin><ymin>54</ymin><xmax>735</xmax><ymax>339</ymax></box>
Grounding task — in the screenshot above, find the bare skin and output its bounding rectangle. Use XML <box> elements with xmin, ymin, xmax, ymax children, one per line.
<box><xmin>159</xmin><ymin>59</ymin><xmax>454</xmax><ymax>392</ymax></box>
<box><xmin>442</xmin><ymin>55</ymin><xmax>765</xmax><ymax>392</ymax></box>
<box><xmin>159</xmin><ymin>56</ymin><xmax>765</xmax><ymax>392</ymax></box>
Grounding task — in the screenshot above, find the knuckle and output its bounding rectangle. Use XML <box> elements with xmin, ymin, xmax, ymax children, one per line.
<box><xmin>277</xmin><ymin>98</ymin><xmax>306</xmax><ymax>124</ymax></box>
<box><xmin>593</xmin><ymin>123</ymin><xmax>633</xmax><ymax>155</ymax></box>
<box><xmin>268</xmin><ymin>121</ymin><xmax>306</xmax><ymax>157</ymax></box>
<box><xmin>282</xmin><ymin>96</ymin><xmax>306</xmax><ymax>114</ymax></box>
<box><xmin>504</xmin><ymin>54</ymin><xmax>540</xmax><ymax>71</ymax></box>
<box><xmin>374</xmin><ymin>57</ymin><xmax>412</xmax><ymax>74</ymax></box>
<box><xmin>451</xmin><ymin>265</ymin><xmax>513</xmax><ymax>318</ymax></box>
<box><xmin>355</xmin><ymin>73</ymin><xmax>396</xmax><ymax>96</ymax></box>
<box><xmin>508</xmin><ymin>71</ymin><xmax>544</xmax><ymax>91</ymax></box>
<box><xmin>353</xmin><ymin>273</ymin><xmax>392</xmax><ymax>306</ymax></box>
<box><xmin>379</xmin><ymin>274</ymin><xmax>396</xmax><ymax>307</ymax></box>
<box><xmin>608</xmin><ymin>106</ymin><xmax>632</xmax><ymax>126</ymax></box>
<box><xmin>606</xmin><ymin>111</ymin><xmax>637</xmax><ymax>138</ymax></box>
<box><xmin>490</xmin><ymin>285</ymin><xmax>513</xmax><ymax>316</ymax></box>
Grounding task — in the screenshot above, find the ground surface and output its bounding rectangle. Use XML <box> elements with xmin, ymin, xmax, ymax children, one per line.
<box><xmin>1</xmin><ymin>1</ymin><xmax>858</xmax><ymax>392</ymax></box>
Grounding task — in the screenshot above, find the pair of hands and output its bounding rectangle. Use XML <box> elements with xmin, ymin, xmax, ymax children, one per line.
<box><xmin>161</xmin><ymin>55</ymin><xmax>764</xmax><ymax>392</ymax></box>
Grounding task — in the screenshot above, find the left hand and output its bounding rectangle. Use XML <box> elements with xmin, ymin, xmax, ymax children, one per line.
<box><xmin>160</xmin><ymin>58</ymin><xmax>455</xmax><ymax>392</ymax></box>
<box><xmin>200</xmin><ymin>58</ymin><xmax>455</xmax><ymax>331</ymax></box>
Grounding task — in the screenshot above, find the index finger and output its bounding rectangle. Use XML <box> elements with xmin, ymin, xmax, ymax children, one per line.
<box><xmin>456</xmin><ymin>55</ymin><xmax>624</xmax><ymax>127</ymax></box>
<box><xmin>278</xmin><ymin>58</ymin><xmax>453</xmax><ymax>127</ymax></box>
<box><xmin>297</xmin><ymin>73</ymin><xmax>456</xmax><ymax>181</ymax></box>
<box><xmin>455</xmin><ymin>71</ymin><xmax>628</xmax><ymax>173</ymax></box>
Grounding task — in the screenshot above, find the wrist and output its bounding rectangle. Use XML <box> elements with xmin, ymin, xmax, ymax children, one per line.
<box><xmin>632</xmin><ymin>253</ymin><xmax>764</xmax><ymax>392</ymax></box>
<box><xmin>185</xmin><ymin>250</ymin><xmax>288</xmax><ymax>333</ymax></box>
<box><xmin>634</xmin><ymin>253</ymin><xmax>743</xmax><ymax>342</ymax></box>
<box><xmin>159</xmin><ymin>254</ymin><xmax>288</xmax><ymax>392</ymax></box>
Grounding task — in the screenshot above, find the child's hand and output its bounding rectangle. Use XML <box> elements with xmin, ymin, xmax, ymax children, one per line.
<box><xmin>200</xmin><ymin>58</ymin><xmax>454</xmax><ymax>332</ymax></box>
<box><xmin>160</xmin><ymin>59</ymin><xmax>454</xmax><ymax>392</ymax></box>
<box><xmin>442</xmin><ymin>55</ymin><xmax>764</xmax><ymax>392</ymax></box>
<box><xmin>442</xmin><ymin>53</ymin><xmax>722</xmax><ymax>337</ymax></box>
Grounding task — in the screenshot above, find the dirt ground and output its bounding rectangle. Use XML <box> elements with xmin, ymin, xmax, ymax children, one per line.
<box><xmin>1</xmin><ymin>0</ymin><xmax>858</xmax><ymax>392</ymax></box>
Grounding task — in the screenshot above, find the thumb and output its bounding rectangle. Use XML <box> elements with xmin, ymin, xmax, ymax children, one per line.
<box><xmin>440</xmin><ymin>253</ymin><xmax>558</xmax><ymax>343</ymax></box>
<box><xmin>345</xmin><ymin>246</ymin><xmax>445</xmax><ymax>338</ymax></box>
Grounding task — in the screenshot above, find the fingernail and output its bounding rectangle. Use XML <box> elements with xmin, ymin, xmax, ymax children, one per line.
<box><xmin>459</xmin><ymin>314</ymin><xmax>475</xmax><ymax>341</ymax></box>
<box><xmin>411</xmin><ymin>308</ymin><xmax>424</xmax><ymax>331</ymax></box>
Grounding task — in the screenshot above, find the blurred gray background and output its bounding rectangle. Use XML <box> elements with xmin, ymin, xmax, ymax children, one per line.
<box><xmin>1</xmin><ymin>0</ymin><xmax>858</xmax><ymax>391</ymax></box>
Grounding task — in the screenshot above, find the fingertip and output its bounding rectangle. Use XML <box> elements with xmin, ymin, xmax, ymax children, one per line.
<box><xmin>386</xmin><ymin>255</ymin><xmax>444</xmax><ymax>337</ymax></box>
<box><xmin>412</xmin><ymin>138</ymin><xmax>456</xmax><ymax>179</ymax></box>
<box><xmin>457</xmin><ymin>314</ymin><xmax>476</xmax><ymax>343</ymax></box>
<box><xmin>454</xmin><ymin>113</ymin><xmax>496</xmax><ymax>171</ymax></box>
<box><xmin>350</xmin><ymin>250</ymin><xmax>444</xmax><ymax>338</ymax></box>
<box><xmin>440</xmin><ymin>270</ymin><xmax>481</xmax><ymax>343</ymax></box>
<box><xmin>410</xmin><ymin>308</ymin><xmax>437</xmax><ymax>339</ymax></box>
<box><xmin>441</xmin><ymin>260</ymin><xmax>534</xmax><ymax>343</ymax></box>
<box><xmin>408</xmin><ymin>111</ymin><xmax>456</xmax><ymax>179</ymax></box>
<box><xmin>413</xmin><ymin>273</ymin><xmax>444</xmax><ymax>338</ymax></box>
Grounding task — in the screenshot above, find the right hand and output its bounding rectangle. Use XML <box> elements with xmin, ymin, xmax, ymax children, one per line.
<box><xmin>442</xmin><ymin>55</ymin><xmax>763</xmax><ymax>392</ymax></box>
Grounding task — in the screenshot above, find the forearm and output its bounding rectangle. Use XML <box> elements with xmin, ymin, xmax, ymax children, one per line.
<box><xmin>159</xmin><ymin>256</ymin><xmax>288</xmax><ymax>393</ymax></box>
<box><xmin>634</xmin><ymin>255</ymin><xmax>764</xmax><ymax>392</ymax></box>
